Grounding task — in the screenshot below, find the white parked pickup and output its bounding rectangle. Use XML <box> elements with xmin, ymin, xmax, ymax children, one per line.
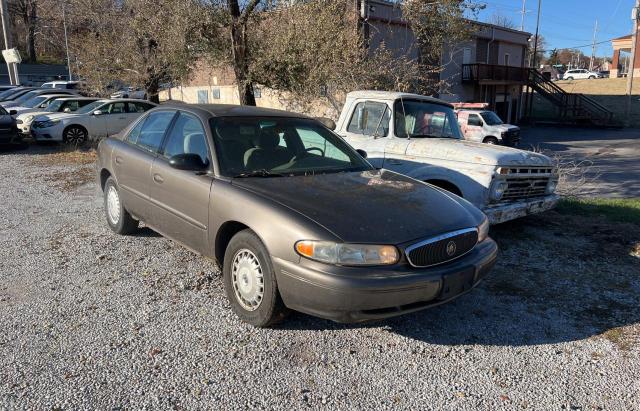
<box><xmin>332</xmin><ymin>90</ymin><xmax>559</xmax><ymax>224</ymax></box>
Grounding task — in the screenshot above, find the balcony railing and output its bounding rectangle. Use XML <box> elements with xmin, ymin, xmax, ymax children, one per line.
<box><xmin>462</xmin><ymin>64</ymin><xmax>528</xmax><ymax>83</ymax></box>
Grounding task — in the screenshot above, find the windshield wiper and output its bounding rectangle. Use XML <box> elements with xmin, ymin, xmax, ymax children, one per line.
<box><xmin>233</xmin><ymin>169</ymin><xmax>285</xmax><ymax>178</ymax></box>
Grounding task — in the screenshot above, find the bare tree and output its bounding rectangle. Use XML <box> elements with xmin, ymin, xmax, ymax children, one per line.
<box><xmin>488</xmin><ymin>13</ymin><xmax>517</xmax><ymax>30</ymax></box>
<box><xmin>8</xmin><ymin>0</ymin><xmax>38</xmax><ymax>62</ymax></box>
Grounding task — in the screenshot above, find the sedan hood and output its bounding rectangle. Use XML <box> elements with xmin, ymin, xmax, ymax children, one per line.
<box><xmin>407</xmin><ymin>138</ymin><xmax>553</xmax><ymax>167</ymax></box>
<box><xmin>232</xmin><ymin>170</ymin><xmax>481</xmax><ymax>244</ymax></box>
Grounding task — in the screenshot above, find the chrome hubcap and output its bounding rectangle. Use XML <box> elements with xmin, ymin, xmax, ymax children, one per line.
<box><xmin>231</xmin><ymin>249</ymin><xmax>264</xmax><ymax>311</ymax></box>
<box><xmin>106</xmin><ymin>186</ymin><xmax>121</xmax><ymax>225</ymax></box>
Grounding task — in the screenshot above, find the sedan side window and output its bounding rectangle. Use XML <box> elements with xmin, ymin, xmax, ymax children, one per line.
<box><xmin>106</xmin><ymin>102</ymin><xmax>126</xmax><ymax>114</ymax></box>
<box><xmin>135</xmin><ymin>111</ymin><xmax>176</xmax><ymax>153</ymax></box>
<box><xmin>127</xmin><ymin>102</ymin><xmax>148</xmax><ymax>113</ymax></box>
<box><xmin>162</xmin><ymin>112</ymin><xmax>210</xmax><ymax>165</ymax></box>
<box><xmin>347</xmin><ymin>101</ymin><xmax>390</xmax><ymax>137</ymax></box>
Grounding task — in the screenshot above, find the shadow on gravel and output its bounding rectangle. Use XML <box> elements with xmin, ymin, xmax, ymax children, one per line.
<box><xmin>281</xmin><ymin>213</ymin><xmax>640</xmax><ymax>348</ymax></box>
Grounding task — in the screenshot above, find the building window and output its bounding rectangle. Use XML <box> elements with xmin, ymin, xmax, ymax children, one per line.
<box><xmin>504</xmin><ymin>53</ymin><xmax>510</xmax><ymax>66</ymax></box>
<box><xmin>197</xmin><ymin>90</ymin><xmax>209</xmax><ymax>104</ymax></box>
<box><xmin>212</xmin><ymin>88</ymin><xmax>220</xmax><ymax>99</ymax></box>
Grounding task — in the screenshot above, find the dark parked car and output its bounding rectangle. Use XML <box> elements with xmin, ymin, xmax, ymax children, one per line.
<box><xmin>96</xmin><ymin>104</ymin><xmax>497</xmax><ymax>327</ymax></box>
<box><xmin>0</xmin><ymin>105</ymin><xmax>24</xmax><ymax>148</ymax></box>
<box><xmin>0</xmin><ymin>87</ymin><xmax>37</xmax><ymax>103</ymax></box>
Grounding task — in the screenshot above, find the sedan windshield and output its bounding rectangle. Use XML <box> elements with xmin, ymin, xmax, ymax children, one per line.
<box><xmin>480</xmin><ymin>111</ymin><xmax>504</xmax><ymax>126</ymax></box>
<box><xmin>210</xmin><ymin>117</ymin><xmax>372</xmax><ymax>177</ymax></box>
<box><xmin>394</xmin><ymin>100</ymin><xmax>462</xmax><ymax>139</ymax></box>
<box><xmin>23</xmin><ymin>95</ymin><xmax>49</xmax><ymax>108</ymax></box>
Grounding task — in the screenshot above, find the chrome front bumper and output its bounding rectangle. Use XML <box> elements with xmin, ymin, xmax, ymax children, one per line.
<box><xmin>483</xmin><ymin>194</ymin><xmax>560</xmax><ymax>224</ymax></box>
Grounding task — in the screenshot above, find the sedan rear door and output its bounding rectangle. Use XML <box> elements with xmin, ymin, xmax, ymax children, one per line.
<box><xmin>112</xmin><ymin>110</ymin><xmax>177</xmax><ymax>222</ymax></box>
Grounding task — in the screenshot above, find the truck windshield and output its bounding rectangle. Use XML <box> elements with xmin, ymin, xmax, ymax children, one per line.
<box><xmin>480</xmin><ymin>111</ymin><xmax>504</xmax><ymax>126</ymax></box>
<box><xmin>394</xmin><ymin>99</ymin><xmax>462</xmax><ymax>139</ymax></box>
<box><xmin>210</xmin><ymin>117</ymin><xmax>372</xmax><ymax>177</ymax></box>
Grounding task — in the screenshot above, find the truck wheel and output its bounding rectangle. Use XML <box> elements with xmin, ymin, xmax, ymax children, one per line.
<box><xmin>483</xmin><ymin>137</ymin><xmax>499</xmax><ymax>145</ymax></box>
<box><xmin>63</xmin><ymin>125</ymin><xmax>88</xmax><ymax>146</ymax></box>
<box><xmin>104</xmin><ymin>176</ymin><xmax>138</xmax><ymax>235</ymax></box>
<box><xmin>223</xmin><ymin>229</ymin><xmax>288</xmax><ymax>327</ymax></box>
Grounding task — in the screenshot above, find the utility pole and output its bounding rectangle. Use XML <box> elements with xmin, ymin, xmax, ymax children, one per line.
<box><xmin>62</xmin><ymin>1</ymin><xmax>72</xmax><ymax>80</ymax></box>
<box><xmin>520</xmin><ymin>0</ymin><xmax>527</xmax><ymax>31</ymax></box>
<box><xmin>589</xmin><ymin>19</ymin><xmax>598</xmax><ymax>71</ymax></box>
<box><xmin>626</xmin><ymin>1</ymin><xmax>639</xmax><ymax>126</ymax></box>
<box><xmin>0</xmin><ymin>0</ymin><xmax>16</xmax><ymax>85</ymax></box>
<box><xmin>527</xmin><ymin>0</ymin><xmax>542</xmax><ymax>118</ymax></box>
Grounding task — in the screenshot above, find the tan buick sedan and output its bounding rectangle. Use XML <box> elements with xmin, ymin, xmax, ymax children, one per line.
<box><xmin>96</xmin><ymin>104</ymin><xmax>497</xmax><ymax>327</ymax></box>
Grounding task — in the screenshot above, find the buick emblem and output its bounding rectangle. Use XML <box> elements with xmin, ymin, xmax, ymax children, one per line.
<box><xmin>446</xmin><ymin>240</ymin><xmax>457</xmax><ymax>256</ymax></box>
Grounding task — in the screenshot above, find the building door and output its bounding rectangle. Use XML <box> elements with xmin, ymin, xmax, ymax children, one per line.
<box><xmin>463</xmin><ymin>48</ymin><xmax>472</xmax><ymax>65</ymax></box>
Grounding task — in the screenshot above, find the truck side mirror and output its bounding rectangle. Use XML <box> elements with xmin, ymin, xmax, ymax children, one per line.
<box><xmin>356</xmin><ymin>149</ymin><xmax>368</xmax><ymax>159</ymax></box>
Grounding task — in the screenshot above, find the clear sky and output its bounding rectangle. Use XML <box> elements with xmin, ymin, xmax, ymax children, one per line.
<box><xmin>474</xmin><ymin>0</ymin><xmax>635</xmax><ymax>58</ymax></box>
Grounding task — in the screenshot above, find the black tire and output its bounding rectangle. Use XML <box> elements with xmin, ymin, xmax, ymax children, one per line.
<box><xmin>483</xmin><ymin>137</ymin><xmax>499</xmax><ymax>145</ymax></box>
<box><xmin>223</xmin><ymin>229</ymin><xmax>288</xmax><ymax>327</ymax></box>
<box><xmin>566</xmin><ymin>76</ymin><xmax>574</xmax><ymax>81</ymax></box>
<box><xmin>103</xmin><ymin>176</ymin><xmax>138</xmax><ymax>235</ymax></box>
<box><xmin>63</xmin><ymin>125</ymin><xmax>88</xmax><ymax>146</ymax></box>
<box><xmin>588</xmin><ymin>75</ymin><xmax>596</xmax><ymax>79</ymax></box>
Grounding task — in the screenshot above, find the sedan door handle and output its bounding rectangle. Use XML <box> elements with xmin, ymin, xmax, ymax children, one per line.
<box><xmin>118</xmin><ymin>117</ymin><xmax>127</xmax><ymax>120</ymax></box>
<box><xmin>115</xmin><ymin>156</ymin><xmax>123</xmax><ymax>165</ymax></box>
<box><xmin>153</xmin><ymin>174</ymin><xmax>164</xmax><ymax>184</ymax></box>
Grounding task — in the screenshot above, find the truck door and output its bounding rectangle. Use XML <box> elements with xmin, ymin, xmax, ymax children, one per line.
<box><xmin>338</xmin><ymin>100</ymin><xmax>390</xmax><ymax>169</ymax></box>
<box><xmin>465</xmin><ymin>113</ymin><xmax>485</xmax><ymax>142</ymax></box>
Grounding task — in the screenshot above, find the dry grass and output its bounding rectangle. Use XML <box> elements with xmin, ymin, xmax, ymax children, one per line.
<box><xmin>42</xmin><ymin>168</ymin><xmax>96</xmax><ymax>192</ymax></box>
<box><xmin>29</xmin><ymin>149</ymin><xmax>97</xmax><ymax>167</ymax></box>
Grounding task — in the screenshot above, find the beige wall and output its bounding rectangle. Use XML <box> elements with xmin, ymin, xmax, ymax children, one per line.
<box><xmin>160</xmin><ymin>85</ymin><xmax>341</xmax><ymax>120</ymax></box>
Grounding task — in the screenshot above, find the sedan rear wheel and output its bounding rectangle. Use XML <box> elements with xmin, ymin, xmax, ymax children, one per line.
<box><xmin>103</xmin><ymin>176</ymin><xmax>138</xmax><ymax>235</ymax></box>
<box><xmin>223</xmin><ymin>229</ymin><xmax>288</xmax><ymax>327</ymax></box>
<box><xmin>63</xmin><ymin>126</ymin><xmax>87</xmax><ymax>146</ymax></box>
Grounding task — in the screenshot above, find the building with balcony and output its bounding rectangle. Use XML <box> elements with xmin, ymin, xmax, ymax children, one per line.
<box><xmin>438</xmin><ymin>22</ymin><xmax>531</xmax><ymax>124</ymax></box>
<box><xmin>611</xmin><ymin>34</ymin><xmax>639</xmax><ymax>78</ymax></box>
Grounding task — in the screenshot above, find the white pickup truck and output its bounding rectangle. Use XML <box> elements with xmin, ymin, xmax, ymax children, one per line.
<box><xmin>332</xmin><ymin>91</ymin><xmax>559</xmax><ymax>224</ymax></box>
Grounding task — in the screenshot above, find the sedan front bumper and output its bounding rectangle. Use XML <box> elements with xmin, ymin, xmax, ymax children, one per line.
<box><xmin>273</xmin><ymin>239</ymin><xmax>498</xmax><ymax>323</ymax></box>
<box><xmin>483</xmin><ymin>194</ymin><xmax>559</xmax><ymax>224</ymax></box>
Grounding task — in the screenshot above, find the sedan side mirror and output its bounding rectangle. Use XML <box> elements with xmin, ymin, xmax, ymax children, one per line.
<box><xmin>356</xmin><ymin>149</ymin><xmax>368</xmax><ymax>159</ymax></box>
<box><xmin>9</xmin><ymin>110</ymin><xmax>17</xmax><ymax>116</ymax></box>
<box><xmin>169</xmin><ymin>153</ymin><xmax>208</xmax><ymax>171</ymax></box>
<box><xmin>93</xmin><ymin>110</ymin><xmax>103</xmax><ymax>116</ymax></box>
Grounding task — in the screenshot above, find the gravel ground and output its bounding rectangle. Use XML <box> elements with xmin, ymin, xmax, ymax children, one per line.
<box><xmin>1</xmin><ymin>145</ymin><xmax>639</xmax><ymax>410</ymax></box>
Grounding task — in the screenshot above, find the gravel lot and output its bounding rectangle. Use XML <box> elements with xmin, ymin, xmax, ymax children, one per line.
<box><xmin>1</xmin><ymin>145</ymin><xmax>639</xmax><ymax>410</ymax></box>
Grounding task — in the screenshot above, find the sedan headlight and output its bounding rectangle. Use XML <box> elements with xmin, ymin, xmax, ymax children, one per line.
<box><xmin>477</xmin><ymin>216</ymin><xmax>490</xmax><ymax>243</ymax></box>
<box><xmin>489</xmin><ymin>179</ymin><xmax>508</xmax><ymax>201</ymax></box>
<box><xmin>39</xmin><ymin>119</ymin><xmax>60</xmax><ymax>128</ymax></box>
<box><xmin>295</xmin><ymin>240</ymin><xmax>399</xmax><ymax>266</ymax></box>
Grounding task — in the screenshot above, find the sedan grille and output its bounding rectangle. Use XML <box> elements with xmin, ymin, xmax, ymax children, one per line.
<box><xmin>405</xmin><ymin>228</ymin><xmax>478</xmax><ymax>268</ymax></box>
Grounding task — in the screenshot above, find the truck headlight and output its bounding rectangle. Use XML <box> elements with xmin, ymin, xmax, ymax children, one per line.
<box><xmin>477</xmin><ymin>216</ymin><xmax>490</xmax><ymax>242</ymax></box>
<box><xmin>295</xmin><ymin>241</ymin><xmax>399</xmax><ymax>266</ymax></box>
<box><xmin>489</xmin><ymin>180</ymin><xmax>508</xmax><ymax>201</ymax></box>
<box><xmin>24</xmin><ymin>115</ymin><xmax>34</xmax><ymax>123</ymax></box>
<box><xmin>546</xmin><ymin>179</ymin><xmax>558</xmax><ymax>194</ymax></box>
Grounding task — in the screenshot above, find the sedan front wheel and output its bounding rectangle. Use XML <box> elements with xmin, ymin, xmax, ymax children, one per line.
<box><xmin>63</xmin><ymin>125</ymin><xmax>88</xmax><ymax>146</ymax></box>
<box><xmin>223</xmin><ymin>229</ymin><xmax>288</xmax><ymax>327</ymax></box>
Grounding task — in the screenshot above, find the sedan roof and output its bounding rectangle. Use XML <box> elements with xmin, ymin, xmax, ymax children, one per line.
<box><xmin>158</xmin><ymin>103</ymin><xmax>308</xmax><ymax>119</ymax></box>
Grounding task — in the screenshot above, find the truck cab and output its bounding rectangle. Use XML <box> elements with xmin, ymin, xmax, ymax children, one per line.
<box><xmin>456</xmin><ymin>108</ymin><xmax>520</xmax><ymax>147</ymax></box>
<box><xmin>333</xmin><ymin>90</ymin><xmax>559</xmax><ymax>224</ymax></box>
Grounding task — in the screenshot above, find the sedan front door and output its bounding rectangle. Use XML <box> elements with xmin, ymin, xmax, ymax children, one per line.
<box><xmin>103</xmin><ymin>101</ymin><xmax>130</xmax><ymax>136</ymax></box>
<box><xmin>147</xmin><ymin>111</ymin><xmax>213</xmax><ymax>254</ymax></box>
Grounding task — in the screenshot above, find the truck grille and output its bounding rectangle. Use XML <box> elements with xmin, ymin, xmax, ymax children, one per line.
<box><xmin>502</xmin><ymin>130</ymin><xmax>520</xmax><ymax>147</ymax></box>
<box><xmin>405</xmin><ymin>228</ymin><xmax>478</xmax><ymax>268</ymax></box>
<box><xmin>501</xmin><ymin>167</ymin><xmax>553</xmax><ymax>201</ymax></box>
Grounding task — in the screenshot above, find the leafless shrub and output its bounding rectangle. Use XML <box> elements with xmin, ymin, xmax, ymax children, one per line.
<box><xmin>530</xmin><ymin>145</ymin><xmax>602</xmax><ymax>197</ymax></box>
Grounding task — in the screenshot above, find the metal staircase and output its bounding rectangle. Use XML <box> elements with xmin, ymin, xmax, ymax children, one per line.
<box><xmin>527</xmin><ymin>69</ymin><xmax>616</xmax><ymax>126</ymax></box>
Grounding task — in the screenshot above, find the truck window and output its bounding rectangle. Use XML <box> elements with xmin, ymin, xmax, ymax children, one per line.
<box><xmin>468</xmin><ymin>114</ymin><xmax>483</xmax><ymax>127</ymax></box>
<box><xmin>394</xmin><ymin>100</ymin><xmax>462</xmax><ymax>139</ymax></box>
<box><xmin>347</xmin><ymin>101</ymin><xmax>390</xmax><ymax>137</ymax></box>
